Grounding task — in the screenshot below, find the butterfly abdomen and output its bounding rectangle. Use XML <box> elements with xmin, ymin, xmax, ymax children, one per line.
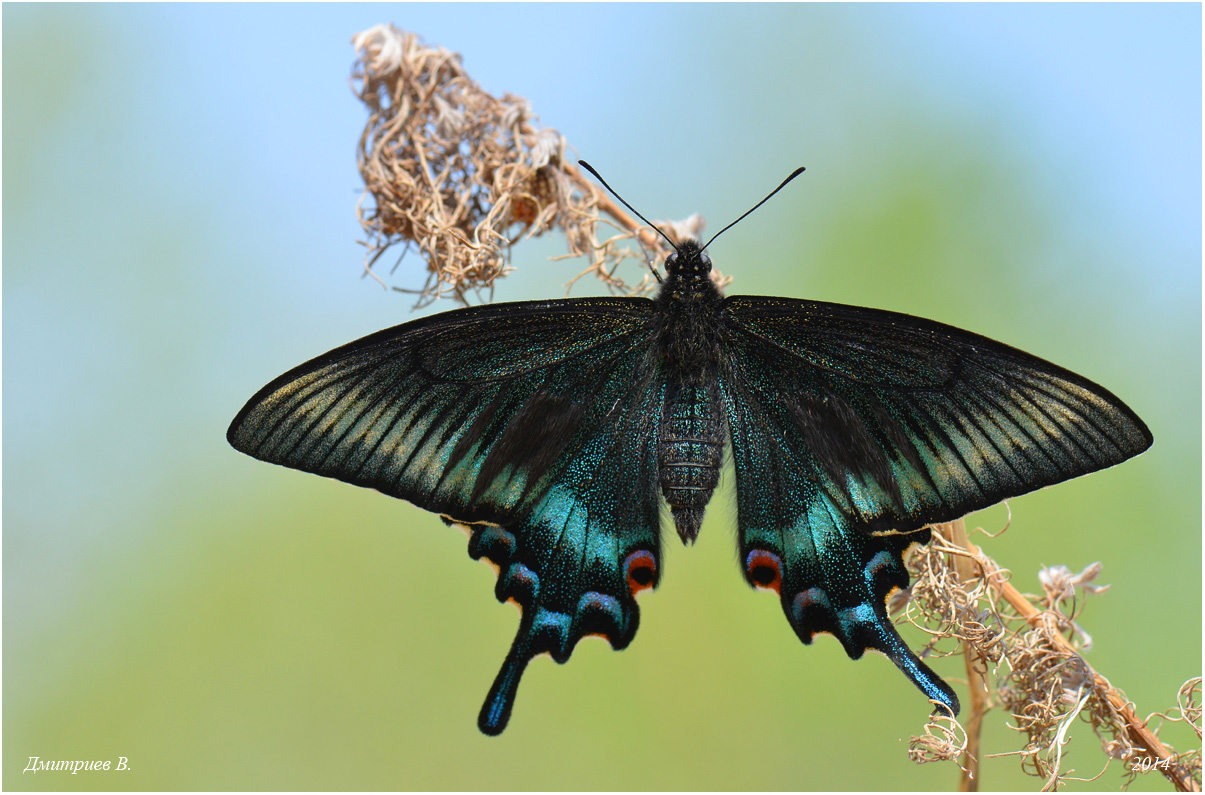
<box><xmin>659</xmin><ymin>381</ymin><xmax>726</xmax><ymax>543</ymax></box>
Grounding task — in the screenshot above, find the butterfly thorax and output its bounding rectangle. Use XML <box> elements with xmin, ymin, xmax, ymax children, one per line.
<box><xmin>654</xmin><ymin>240</ymin><xmax>724</xmax><ymax>373</ymax></box>
<box><xmin>654</xmin><ymin>240</ymin><xmax>727</xmax><ymax>544</ymax></box>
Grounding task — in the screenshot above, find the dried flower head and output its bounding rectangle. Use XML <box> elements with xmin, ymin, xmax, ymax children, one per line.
<box><xmin>350</xmin><ymin>24</ymin><xmax>724</xmax><ymax>306</ymax></box>
<box><xmin>909</xmin><ymin>707</ymin><xmax>971</xmax><ymax>765</ymax></box>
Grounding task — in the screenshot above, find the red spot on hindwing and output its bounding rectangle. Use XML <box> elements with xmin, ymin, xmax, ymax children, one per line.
<box><xmin>746</xmin><ymin>549</ymin><xmax>783</xmax><ymax>595</ymax></box>
<box><xmin>623</xmin><ymin>550</ymin><xmax>657</xmax><ymax>595</ymax></box>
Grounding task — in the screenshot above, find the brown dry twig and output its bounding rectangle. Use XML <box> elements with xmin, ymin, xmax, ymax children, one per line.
<box><xmin>901</xmin><ymin>519</ymin><xmax>1201</xmax><ymax>792</ymax></box>
<box><xmin>350</xmin><ymin>24</ymin><xmax>728</xmax><ymax>305</ymax></box>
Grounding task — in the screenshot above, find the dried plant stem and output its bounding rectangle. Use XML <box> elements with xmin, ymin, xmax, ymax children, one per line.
<box><xmin>942</xmin><ymin>519</ymin><xmax>987</xmax><ymax>791</ymax></box>
<box><xmin>943</xmin><ymin>526</ymin><xmax>1196</xmax><ymax>792</ymax></box>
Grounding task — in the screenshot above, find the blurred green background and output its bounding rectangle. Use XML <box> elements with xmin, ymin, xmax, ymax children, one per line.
<box><xmin>5</xmin><ymin>3</ymin><xmax>1199</xmax><ymax>791</ymax></box>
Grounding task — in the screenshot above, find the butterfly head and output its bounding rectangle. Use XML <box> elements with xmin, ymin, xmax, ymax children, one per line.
<box><xmin>665</xmin><ymin>239</ymin><xmax>712</xmax><ymax>277</ymax></box>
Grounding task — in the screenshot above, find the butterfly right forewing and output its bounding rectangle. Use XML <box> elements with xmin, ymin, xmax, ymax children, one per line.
<box><xmin>721</xmin><ymin>296</ymin><xmax>1152</xmax><ymax>537</ymax></box>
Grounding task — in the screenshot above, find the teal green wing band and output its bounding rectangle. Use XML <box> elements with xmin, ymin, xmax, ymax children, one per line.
<box><xmin>228</xmin><ymin>298</ymin><xmax>653</xmax><ymax>518</ymax></box>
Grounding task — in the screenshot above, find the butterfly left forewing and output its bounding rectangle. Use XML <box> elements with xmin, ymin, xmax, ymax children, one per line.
<box><xmin>229</xmin><ymin>299</ymin><xmax>646</xmax><ymax>516</ymax></box>
<box><xmin>228</xmin><ymin>298</ymin><xmax>666</xmax><ymax>733</ymax></box>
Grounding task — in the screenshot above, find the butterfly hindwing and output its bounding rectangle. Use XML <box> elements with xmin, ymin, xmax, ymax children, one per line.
<box><xmin>719</xmin><ymin>347</ymin><xmax>958</xmax><ymax>710</ymax></box>
<box><xmin>228</xmin><ymin>298</ymin><xmax>665</xmax><ymax>734</ymax></box>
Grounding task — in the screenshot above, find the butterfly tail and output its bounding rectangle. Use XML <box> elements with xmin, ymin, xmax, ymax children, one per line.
<box><xmin>479</xmin><ymin>616</ymin><xmax>535</xmax><ymax>736</ymax></box>
<box><xmin>844</xmin><ymin>603</ymin><xmax>960</xmax><ymax>716</ymax></box>
<box><xmin>820</xmin><ymin>531</ymin><xmax>961</xmax><ymax>715</ymax></box>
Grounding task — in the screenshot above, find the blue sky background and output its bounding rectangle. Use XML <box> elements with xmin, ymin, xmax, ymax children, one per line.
<box><xmin>5</xmin><ymin>4</ymin><xmax>1200</xmax><ymax>790</ymax></box>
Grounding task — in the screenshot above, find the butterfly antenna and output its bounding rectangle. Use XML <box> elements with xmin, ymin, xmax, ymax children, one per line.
<box><xmin>578</xmin><ymin>160</ymin><xmax>678</xmax><ymax>252</ymax></box>
<box><xmin>702</xmin><ymin>167</ymin><xmax>806</xmax><ymax>251</ymax></box>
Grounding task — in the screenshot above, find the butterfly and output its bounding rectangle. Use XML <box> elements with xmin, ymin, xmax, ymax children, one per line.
<box><xmin>227</xmin><ymin>162</ymin><xmax>1152</xmax><ymax>735</ymax></box>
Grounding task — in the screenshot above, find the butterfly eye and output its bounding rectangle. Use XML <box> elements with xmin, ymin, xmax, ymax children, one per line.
<box><xmin>623</xmin><ymin>550</ymin><xmax>657</xmax><ymax>595</ymax></box>
<box><xmin>745</xmin><ymin>549</ymin><xmax>783</xmax><ymax>595</ymax></box>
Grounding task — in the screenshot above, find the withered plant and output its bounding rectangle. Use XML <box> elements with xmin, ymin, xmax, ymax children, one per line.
<box><xmin>903</xmin><ymin>520</ymin><xmax>1200</xmax><ymax>791</ymax></box>
<box><xmin>351</xmin><ymin>23</ymin><xmax>720</xmax><ymax>305</ymax></box>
